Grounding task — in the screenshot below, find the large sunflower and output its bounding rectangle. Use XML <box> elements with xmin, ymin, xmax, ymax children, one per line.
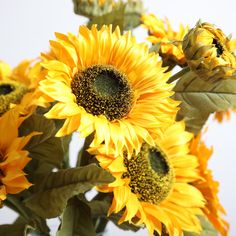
<box><xmin>0</xmin><ymin>110</ymin><xmax>38</xmax><ymax>204</ymax></box>
<box><xmin>39</xmin><ymin>25</ymin><xmax>179</xmax><ymax>155</ymax></box>
<box><xmin>89</xmin><ymin>122</ymin><xmax>205</xmax><ymax>236</ymax></box>
<box><xmin>0</xmin><ymin>60</ymin><xmax>49</xmax><ymax>116</ymax></box>
<box><xmin>190</xmin><ymin>135</ymin><xmax>229</xmax><ymax>236</ymax></box>
<box><xmin>141</xmin><ymin>14</ymin><xmax>189</xmax><ymax>67</ymax></box>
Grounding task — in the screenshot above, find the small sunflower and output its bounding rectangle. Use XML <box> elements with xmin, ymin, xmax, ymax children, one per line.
<box><xmin>190</xmin><ymin>135</ymin><xmax>229</xmax><ymax>236</ymax></box>
<box><xmin>183</xmin><ymin>22</ymin><xmax>236</xmax><ymax>82</ymax></box>
<box><xmin>0</xmin><ymin>110</ymin><xmax>38</xmax><ymax>204</ymax></box>
<box><xmin>39</xmin><ymin>25</ymin><xmax>179</xmax><ymax>155</ymax></box>
<box><xmin>141</xmin><ymin>14</ymin><xmax>189</xmax><ymax>67</ymax></box>
<box><xmin>0</xmin><ymin>60</ymin><xmax>49</xmax><ymax>116</ymax></box>
<box><xmin>89</xmin><ymin>122</ymin><xmax>205</xmax><ymax>236</ymax></box>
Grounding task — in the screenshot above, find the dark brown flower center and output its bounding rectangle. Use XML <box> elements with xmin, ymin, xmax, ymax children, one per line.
<box><xmin>122</xmin><ymin>143</ymin><xmax>174</xmax><ymax>205</ymax></box>
<box><xmin>0</xmin><ymin>81</ymin><xmax>28</xmax><ymax>115</ymax></box>
<box><xmin>0</xmin><ymin>84</ymin><xmax>14</xmax><ymax>95</ymax></box>
<box><xmin>212</xmin><ymin>38</ymin><xmax>224</xmax><ymax>57</ymax></box>
<box><xmin>71</xmin><ymin>64</ymin><xmax>134</xmax><ymax>121</ymax></box>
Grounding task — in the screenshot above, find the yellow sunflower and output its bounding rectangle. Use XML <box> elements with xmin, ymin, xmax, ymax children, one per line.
<box><xmin>183</xmin><ymin>22</ymin><xmax>236</xmax><ymax>82</ymax></box>
<box><xmin>0</xmin><ymin>60</ymin><xmax>49</xmax><ymax>116</ymax></box>
<box><xmin>39</xmin><ymin>25</ymin><xmax>179</xmax><ymax>156</ymax></box>
<box><xmin>141</xmin><ymin>14</ymin><xmax>189</xmax><ymax>67</ymax></box>
<box><xmin>0</xmin><ymin>109</ymin><xmax>38</xmax><ymax>204</ymax></box>
<box><xmin>190</xmin><ymin>135</ymin><xmax>229</xmax><ymax>236</ymax></box>
<box><xmin>89</xmin><ymin>122</ymin><xmax>205</xmax><ymax>236</ymax></box>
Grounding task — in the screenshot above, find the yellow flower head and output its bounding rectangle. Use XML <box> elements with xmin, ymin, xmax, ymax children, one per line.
<box><xmin>190</xmin><ymin>135</ymin><xmax>229</xmax><ymax>236</ymax></box>
<box><xmin>0</xmin><ymin>110</ymin><xmax>38</xmax><ymax>203</ymax></box>
<box><xmin>39</xmin><ymin>25</ymin><xmax>179</xmax><ymax>156</ymax></box>
<box><xmin>89</xmin><ymin>122</ymin><xmax>205</xmax><ymax>236</ymax></box>
<box><xmin>141</xmin><ymin>14</ymin><xmax>189</xmax><ymax>67</ymax></box>
<box><xmin>0</xmin><ymin>60</ymin><xmax>48</xmax><ymax>116</ymax></box>
<box><xmin>183</xmin><ymin>22</ymin><xmax>236</xmax><ymax>82</ymax></box>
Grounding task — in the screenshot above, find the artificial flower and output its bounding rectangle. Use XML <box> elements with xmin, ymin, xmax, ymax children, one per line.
<box><xmin>89</xmin><ymin>122</ymin><xmax>205</xmax><ymax>236</ymax></box>
<box><xmin>39</xmin><ymin>25</ymin><xmax>179</xmax><ymax>156</ymax></box>
<box><xmin>0</xmin><ymin>110</ymin><xmax>38</xmax><ymax>204</ymax></box>
<box><xmin>141</xmin><ymin>14</ymin><xmax>189</xmax><ymax>67</ymax></box>
<box><xmin>0</xmin><ymin>60</ymin><xmax>49</xmax><ymax>116</ymax></box>
<box><xmin>190</xmin><ymin>135</ymin><xmax>229</xmax><ymax>236</ymax></box>
<box><xmin>183</xmin><ymin>22</ymin><xmax>236</xmax><ymax>82</ymax></box>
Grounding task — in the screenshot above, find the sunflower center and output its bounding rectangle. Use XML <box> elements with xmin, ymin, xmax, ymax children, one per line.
<box><xmin>123</xmin><ymin>143</ymin><xmax>174</xmax><ymax>205</ymax></box>
<box><xmin>0</xmin><ymin>81</ymin><xmax>28</xmax><ymax>115</ymax></box>
<box><xmin>212</xmin><ymin>38</ymin><xmax>224</xmax><ymax>57</ymax></box>
<box><xmin>71</xmin><ymin>64</ymin><xmax>134</xmax><ymax>121</ymax></box>
<box><xmin>0</xmin><ymin>84</ymin><xmax>14</xmax><ymax>95</ymax></box>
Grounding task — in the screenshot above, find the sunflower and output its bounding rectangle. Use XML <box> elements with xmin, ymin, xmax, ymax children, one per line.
<box><xmin>141</xmin><ymin>14</ymin><xmax>189</xmax><ymax>67</ymax></box>
<box><xmin>0</xmin><ymin>60</ymin><xmax>49</xmax><ymax>116</ymax></box>
<box><xmin>39</xmin><ymin>25</ymin><xmax>179</xmax><ymax>156</ymax></box>
<box><xmin>0</xmin><ymin>109</ymin><xmax>38</xmax><ymax>204</ymax></box>
<box><xmin>89</xmin><ymin>122</ymin><xmax>205</xmax><ymax>236</ymax></box>
<box><xmin>190</xmin><ymin>135</ymin><xmax>229</xmax><ymax>236</ymax></box>
<box><xmin>183</xmin><ymin>21</ymin><xmax>236</xmax><ymax>82</ymax></box>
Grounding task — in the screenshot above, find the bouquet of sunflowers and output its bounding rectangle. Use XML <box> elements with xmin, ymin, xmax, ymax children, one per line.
<box><xmin>0</xmin><ymin>0</ymin><xmax>235</xmax><ymax>235</ymax></box>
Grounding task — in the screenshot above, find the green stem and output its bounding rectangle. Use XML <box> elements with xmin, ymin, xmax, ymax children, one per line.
<box><xmin>167</xmin><ymin>67</ymin><xmax>190</xmax><ymax>83</ymax></box>
<box><xmin>76</xmin><ymin>133</ymin><xmax>95</xmax><ymax>167</ymax></box>
<box><xmin>6</xmin><ymin>195</ymin><xmax>30</xmax><ymax>221</ymax></box>
<box><xmin>95</xmin><ymin>217</ymin><xmax>109</xmax><ymax>235</ymax></box>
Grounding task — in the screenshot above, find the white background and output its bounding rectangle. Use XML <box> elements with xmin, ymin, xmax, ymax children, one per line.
<box><xmin>0</xmin><ymin>0</ymin><xmax>236</xmax><ymax>235</ymax></box>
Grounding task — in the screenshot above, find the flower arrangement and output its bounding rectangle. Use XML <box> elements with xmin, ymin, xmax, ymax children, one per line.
<box><xmin>0</xmin><ymin>0</ymin><xmax>235</xmax><ymax>235</ymax></box>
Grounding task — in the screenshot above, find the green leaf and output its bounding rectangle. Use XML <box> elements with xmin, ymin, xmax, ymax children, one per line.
<box><xmin>57</xmin><ymin>198</ymin><xmax>96</xmax><ymax>236</ymax></box>
<box><xmin>24</xmin><ymin>164</ymin><xmax>115</xmax><ymax>218</ymax></box>
<box><xmin>184</xmin><ymin>216</ymin><xmax>218</xmax><ymax>236</ymax></box>
<box><xmin>0</xmin><ymin>218</ymin><xmax>28</xmax><ymax>236</ymax></box>
<box><xmin>87</xmin><ymin>199</ymin><xmax>110</xmax><ymax>217</ymax></box>
<box><xmin>5</xmin><ymin>196</ymin><xmax>50</xmax><ymax>235</ymax></box>
<box><xmin>173</xmin><ymin>71</ymin><xmax>236</xmax><ymax>134</ymax></box>
<box><xmin>19</xmin><ymin>114</ymin><xmax>64</xmax><ymax>168</ymax></box>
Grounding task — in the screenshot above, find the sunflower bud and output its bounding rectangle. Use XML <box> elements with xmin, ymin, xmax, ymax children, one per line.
<box><xmin>72</xmin><ymin>0</ymin><xmax>115</xmax><ymax>17</ymax></box>
<box><xmin>183</xmin><ymin>22</ymin><xmax>236</xmax><ymax>82</ymax></box>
